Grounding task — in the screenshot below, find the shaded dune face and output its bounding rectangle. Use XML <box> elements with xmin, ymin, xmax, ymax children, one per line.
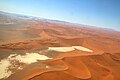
<box><xmin>29</xmin><ymin>57</ymin><xmax>91</xmax><ymax>80</ymax></box>
<box><xmin>30</xmin><ymin>71</ymin><xmax>80</xmax><ymax>80</ymax></box>
<box><xmin>29</xmin><ymin>53</ymin><xmax>120</xmax><ymax>80</ymax></box>
<box><xmin>62</xmin><ymin>57</ymin><xmax>91</xmax><ymax>79</ymax></box>
<box><xmin>0</xmin><ymin>12</ymin><xmax>120</xmax><ymax>80</ymax></box>
<box><xmin>1</xmin><ymin>25</ymin><xmax>120</xmax><ymax>80</ymax></box>
<box><xmin>78</xmin><ymin>53</ymin><xmax>120</xmax><ymax>80</ymax></box>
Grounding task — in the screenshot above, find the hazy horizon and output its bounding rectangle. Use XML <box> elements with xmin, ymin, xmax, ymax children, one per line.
<box><xmin>0</xmin><ymin>0</ymin><xmax>120</xmax><ymax>30</ymax></box>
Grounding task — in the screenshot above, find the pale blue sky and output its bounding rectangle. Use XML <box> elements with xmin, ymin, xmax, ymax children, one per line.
<box><xmin>0</xmin><ymin>0</ymin><xmax>120</xmax><ymax>30</ymax></box>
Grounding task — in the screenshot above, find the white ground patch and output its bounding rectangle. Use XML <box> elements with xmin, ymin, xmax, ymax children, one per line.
<box><xmin>14</xmin><ymin>53</ymin><xmax>52</xmax><ymax>64</ymax></box>
<box><xmin>46</xmin><ymin>65</ymin><xmax>50</xmax><ymax>68</ymax></box>
<box><xmin>0</xmin><ymin>46</ymin><xmax>92</xmax><ymax>79</ymax></box>
<box><xmin>0</xmin><ymin>53</ymin><xmax>51</xmax><ymax>79</ymax></box>
<box><xmin>0</xmin><ymin>59</ymin><xmax>12</xmax><ymax>79</ymax></box>
<box><xmin>48</xmin><ymin>47</ymin><xmax>75</xmax><ymax>52</ymax></box>
<box><xmin>48</xmin><ymin>46</ymin><xmax>93</xmax><ymax>52</ymax></box>
<box><xmin>72</xmin><ymin>46</ymin><xmax>93</xmax><ymax>52</ymax></box>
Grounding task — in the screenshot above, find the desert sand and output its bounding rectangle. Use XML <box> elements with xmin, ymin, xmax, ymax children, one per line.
<box><xmin>0</xmin><ymin>11</ymin><xmax>120</xmax><ymax>80</ymax></box>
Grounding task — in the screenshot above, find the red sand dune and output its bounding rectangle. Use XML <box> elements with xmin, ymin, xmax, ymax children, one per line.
<box><xmin>0</xmin><ymin>15</ymin><xmax>120</xmax><ymax>80</ymax></box>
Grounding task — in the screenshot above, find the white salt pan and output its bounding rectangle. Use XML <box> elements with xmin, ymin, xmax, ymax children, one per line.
<box><xmin>48</xmin><ymin>47</ymin><xmax>75</xmax><ymax>52</ymax></box>
<box><xmin>0</xmin><ymin>53</ymin><xmax>51</xmax><ymax>79</ymax></box>
<box><xmin>48</xmin><ymin>46</ymin><xmax>93</xmax><ymax>52</ymax></box>
<box><xmin>0</xmin><ymin>59</ymin><xmax>12</xmax><ymax>79</ymax></box>
<box><xmin>72</xmin><ymin>46</ymin><xmax>93</xmax><ymax>52</ymax></box>
<box><xmin>14</xmin><ymin>53</ymin><xmax>52</xmax><ymax>64</ymax></box>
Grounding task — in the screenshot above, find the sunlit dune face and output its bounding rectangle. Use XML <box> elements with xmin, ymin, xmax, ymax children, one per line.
<box><xmin>0</xmin><ymin>46</ymin><xmax>93</xmax><ymax>79</ymax></box>
<box><xmin>0</xmin><ymin>53</ymin><xmax>52</xmax><ymax>79</ymax></box>
<box><xmin>48</xmin><ymin>46</ymin><xmax>93</xmax><ymax>52</ymax></box>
